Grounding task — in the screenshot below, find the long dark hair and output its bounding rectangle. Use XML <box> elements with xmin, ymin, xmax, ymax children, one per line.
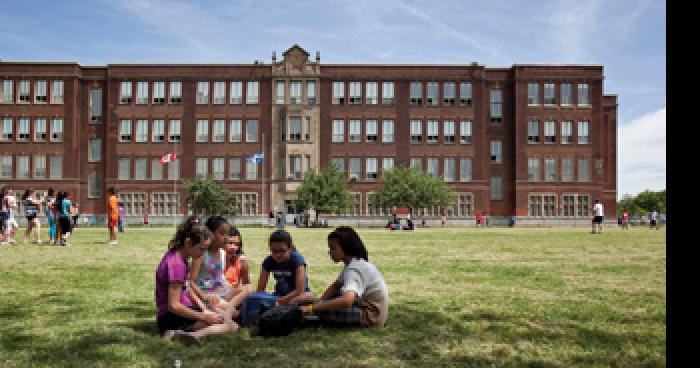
<box><xmin>205</xmin><ymin>215</ymin><xmax>229</xmax><ymax>234</ymax></box>
<box><xmin>54</xmin><ymin>191</ymin><xmax>66</xmax><ymax>212</ymax></box>
<box><xmin>23</xmin><ymin>188</ymin><xmax>33</xmax><ymax>201</ymax></box>
<box><xmin>269</xmin><ymin>229</ymin><xmax>296</xmax><ymax>252</ymax></box>
<box><xmin>328</xmin><ymin>226</ymin><xmax>368</xmax><ymax>261</ymax></box>
<box><xmin>229</xmin><ymin>226</ymin><xmax>244</xmax><ymax>255</ymax></box>
<box><xmin>47</xmin><ymin>187</ymin><xmax>55</xmax><ymax>197</ymax></box>
<box><xmin>168</xmin><ymin>216</ymin><xmax>212</xmax><ymax>251</ymax></box>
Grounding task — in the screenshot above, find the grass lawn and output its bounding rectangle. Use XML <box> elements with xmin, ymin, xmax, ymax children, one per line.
<box><xmin>0</xmin><ymin>226</ymin><xmax>665</xmax><ymax>367</ymax></box>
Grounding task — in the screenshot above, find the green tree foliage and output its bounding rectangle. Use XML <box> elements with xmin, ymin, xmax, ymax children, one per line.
<box><xmin>616</xmin><ymin>189</ymin><xmax>666</xmax><ymax>215</ymax></box>
<box><xmin>371</xmin><ymin>166</ymin><xmax>455</xmax><ymax>212</ymax></box>
<box><xmin>184</xmin><ymin>178</ymin><xmax>238</xmax><ymax>215</ymax></box>
<box><xmin>293</xmin><ymin>165</ymin><xmax>353</xmax><ymax>222</ymax></box>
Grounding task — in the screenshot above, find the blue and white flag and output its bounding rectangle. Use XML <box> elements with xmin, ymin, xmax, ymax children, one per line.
<box><xmin>247</xmin><ymin>153</ymin><xmax>264</xmax><ymax>164</ymax></box>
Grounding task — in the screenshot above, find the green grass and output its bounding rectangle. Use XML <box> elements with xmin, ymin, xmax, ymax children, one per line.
<box><xmin>0</xmin><ymin>226</ymin><xmax>665</xmax><ymax>367</ymax></box>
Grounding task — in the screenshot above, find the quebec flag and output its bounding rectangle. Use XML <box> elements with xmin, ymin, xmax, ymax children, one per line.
<box><xmin>247</xmin><ymin>153</ymin><xmax>264</xmax><ymax>164</ymax></box>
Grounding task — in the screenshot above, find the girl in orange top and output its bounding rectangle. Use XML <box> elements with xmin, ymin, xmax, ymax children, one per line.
<box><xmin>224</xmin><ymin>226</ymin><xmax>252</xmax><ymax>293</ymax></box>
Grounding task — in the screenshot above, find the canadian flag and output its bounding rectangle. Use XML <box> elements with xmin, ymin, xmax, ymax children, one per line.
<box><xmin>159</xmin><ymin>153</ymin><xmax>177</xmax><ymax>164</ymax></box>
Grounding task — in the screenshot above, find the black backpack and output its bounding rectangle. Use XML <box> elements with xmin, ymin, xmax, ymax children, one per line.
<box><xmin>256</xmin><ymin>304</ymin><xmax>302</xmax><ymax>337</ymax></box>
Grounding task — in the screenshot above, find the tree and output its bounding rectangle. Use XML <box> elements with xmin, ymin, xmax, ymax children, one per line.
<box><xmin>184</xmin><ymin>178</ymin><xmax>238</xmax><ymax>215</ymax></box>
<box><xmin>616</xmin><ymin>189</ymin><xmax>666</xmax><ymax>216</ymax></box>
<box><xmin>370</xmin><ymin>166</ymin><xmax>455</xmax><ymax>213</ymax></box>
<box><xmin>293</xmin><ymin>164</ymin><xmax>354</xmax><ymax>223</ymax></box>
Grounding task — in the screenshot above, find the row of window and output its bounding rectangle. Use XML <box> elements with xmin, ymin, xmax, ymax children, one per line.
<box><xmin>116</xmin><ymin>156</ymin><xmax>263</xmax><ymax>182</ymax></box>
<box><xmin>527</xmin><ymin>157</ymin><xmax>600</xmax><ymax>183</ymax></box>
<box><xmin>275</xmin><ymin>81</ymin><xmax>316</xmax><ymax>105</ymax></box>
<box><xmin>0</xmin><ymin>117</ymin><xmax>64</xmax><ymax>142</ymax></box>
<box><xmin>527</xmin><ymin>83</ymin><xmax>590</xmax><ymax>107</ymax></box>
<box><xmin>528</xmin><ymin>194</ymin><xmax>590</xmax><ymax>217</ymax></box>
<box><xmin>527</xmin><ymin>121</ymin><xmax>589</xmax><ymax>144</ymax></box>
<box><xmin>0</xmin><ymin>155</ymin><xmax>63</xmax><ymax>180</ymax></box>
<box><xmin>330</xmin><ymin>81</ymin><xmax>473</xmax><ymax>106</ymax></box>
<box><xmin>0</xmin><ymin>79</ymin><xmax>64</xmax><ymax>104</ymax></box>
<box><xmin>118</xmin><ymin>81</ymin><xmax>261</xmax><ymax>105</ymax></box>
<box><xmin>117</xmin><ymin>119</ymin><xmax>259</xmax><ymax>143</ymax></box>
<box><xmin>116</xmin><ymin>192</ymin><xmax>258</xmax><ymax>216</ymax></box>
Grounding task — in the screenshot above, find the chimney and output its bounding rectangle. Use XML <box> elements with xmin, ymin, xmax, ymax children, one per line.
<box><xmin>272</xmin><ymin>51</ymin><xmax>276</xmax><ymax>63</ymax></box>
<box><xmin>316</xmin><ymin>51</ymin><xmax>320</xmax><ymax>62</ymax></box>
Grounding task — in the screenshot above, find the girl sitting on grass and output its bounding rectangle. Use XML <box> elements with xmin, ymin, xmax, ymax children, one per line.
<box><xmin>300</xmin><ymin>226</ymin><xmax>389</xmax><ymax>327</ymax></box>
<box><xmin>155</xmin><ymin>217</ymin><xmax>238</xmax><ymax>346</ymax></box>
<box><xmin>223</xmin><ymin>225</ymin><xmax>252</xmax><ymax>293</ymax></box>
<box><xmin>256</xmin><ymin>230</ymin><xmax>314</xmax><ymax>305</ymax></box>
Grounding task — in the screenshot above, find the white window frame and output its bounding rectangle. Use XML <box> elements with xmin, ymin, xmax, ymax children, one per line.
<box><xmin>34</xmin><ymin>80</ymin><xmax>47</xmax><ymax>103</ymax></box>
<box><xmin>410</xmin><ymin>120</ymin><xmax>422</xmax><ymax>143</ymax></box>
<box><xmin>490</xmin><ymin>140</ymin><xmax>502</xmax><ymax>164</ymax></box>
<box><xmin>230</xmin><ymin>81</ymin><xmax>243</xmax><ymax>104</ymax></box>
<box><xmin>213</xmin><ymin>82</ymin><xmax>226</xmax><ymax>104</ymax></box>
<box><xmin>528</xmin><ymin>83</ymin><xmax>539</xmax><ymax>105</ymax></box>
<box><xmin>212</xmin><ymin>119</ymin><xmax>226</xmax><ymax>142</ymax></box>
<box><xmin>460</xmin><ymin>121</ymin><xmax>472</xmax><ymax>144</ymax></box>
<box><xmin>120</xmin><ymin>81</ymin><xmax>132</xmax><ymax>104</ymax></box>
<box><xmin>577</xmin><ymin>83</ymin><xmax>590</xmax><ymax>106</ymax></box>
<box><xmin>229</xmin><ymin>119</ymin><xmax>242</xmax><ymax>142</ymax></box>
<box><xmin>135</xmin><ymin>119</ymin><xmax>148</xmax><ymax>142</ymax></box>
<box><xmin>196</xmin><ymin>120</ymin><xmax>209</xmax><ymax>142</ymax></box>
<box><xmin>51</xmin><ymin>80</ymin><xmax>64</xmax><ymax>104</ymax></box>
<box><xmin>332</xmin><ymin>120</ymin><xmax>344</xmax><ymax>142</ymax></box>
<box><xmin>365</xmin><ymin>120</ymin><xmax>378</xmax><ymax>142</ymax></box>
<box><xmin>460</xmin><ymin>158</ymin><xmax>472</xmax><ymax>182</ymax></box>
<box><xmin>246</xmin><ymin>119</ymin><xmax>258</xmax><ymax>142</ymax></box>
<box><xmin>168</xmin><ymin>120</ymin><xmax>181</xmax><ymax>142</ymax></box>
<box><xmin>332</xmin><ymin>82</ymin><xmax>345</xmax><ymax>104</ymax></box>
<box><xmin>382</xmin><ymin>120</ymin><xmax>394</xmax><ymax>143</ymax></box>
<box><xmin>246</xmin><ymin>81</ymin><xmax>259</xmax><ymax>104</ymax></box>
<box><xmin>365</xmin><ymin>82</ymin><xmax>378</xmax><ymax>105</ymax></box>
<box><xmin>34</xmin><ymin>118</ymin><xmax>47</xmax><ymax>141</ymax></box>
<box><xmin>348</xmin><ymin>82</ymin><xmax>361</xmax><ymax>104</ymax></box>
<box><xmin>136</xmin><ymin>82</ymin><xmax>149</xmax><ymax>104</ymax></box>
<box><xmin>152</xmin><ymin>119</ymin><xmax>165</xmax><ymax>142</ymax></box>
<box><xmin>382</xmin><ymin>82</ymin><xmax>394</xmax><ymax>105</ymax></box>
<box><xmin>197</xmin><ymin>82</ymin><xmax>209</xmax><ymax>104</ymax></box>
<box><xmin>51</xmin><ymin>118</ymin><xmax>63</xmax><ymax>142</ymax></box>
<box><xmin>577</xmin><ymin>121</ymin><xmax>589</xmax><ymax>144</ymax></box>
<box><xmin>348</xmin><ymin>120</ymin><xmax>361</xmax><ymax>143</ymax></box>
<box><xmin>152</xmin><ymin>81</ymin><xmax>165</xmax><ymax>104</ymax></box>
<box><xmin>169</xmin><ymin>81</ymin><xmax>182</xmax><ymax>103</ymax></box>
<box><xmin>1</xmin><ymin>118</ymin><xmax>13</xmax><ymax>141</ymax></box>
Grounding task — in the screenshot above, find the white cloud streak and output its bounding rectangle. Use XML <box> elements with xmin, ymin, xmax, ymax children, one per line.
<box><xmin>618</xmin><ymin>108</ymin><xmax>666</xmax><ymax>198</ymax></box>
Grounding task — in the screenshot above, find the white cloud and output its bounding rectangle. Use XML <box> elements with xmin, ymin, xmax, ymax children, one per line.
<box><xmin>618</xmin><ymin>108</ymin><xmax>666</xmax><ymax>198</ymax></box>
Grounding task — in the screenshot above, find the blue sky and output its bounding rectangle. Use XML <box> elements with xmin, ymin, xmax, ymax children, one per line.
<box><xmin>0</xmin><ymin>0</ymin><xmax>665</xmax><ymax>199</ymax></box>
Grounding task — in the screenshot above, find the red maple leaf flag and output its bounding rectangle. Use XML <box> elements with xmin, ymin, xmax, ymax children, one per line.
<box><xmin>159</xmin><ymin>153</ymin><xmax>176</xmax><ymax>165</ymax></box>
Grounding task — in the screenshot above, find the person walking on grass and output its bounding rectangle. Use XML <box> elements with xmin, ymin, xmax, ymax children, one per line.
<box><xmin>56</xmin><ymin>191</ymin><xmax>73</xmax><ymax>246</ymax></box>
<box><xmin>4</xmin><ymin>187</ymin><xmax>19</xmax><ymax>244</ymax></box>
<box><xmin>22</xmin><ymin>189</ymin><xmax>42</xmax><ymax>244</ymax></box>
<box><xmin>591</xmin><ymin>199</ymin><xmax>604</xmax><ymax>234</ymax></box>
<box><xmin>649</xmin><ymin>209</ymin><xmax>659</xmax><ymax>230</ymax></box>
<box><xmin>107</xmin><ymin>188</ymin><xmax>119</xmax><ymax>245</ymax></box>
<box><xmin>117</xmin><ymin>202</ymin><xmax>125</xmax><ymax>233</ymax></box>
<box><xmin>45</xmin><ymin>188</ymin><xmax>58</xmax><ymax>245</ymax></box>
<box><xmin>0</xmin><ymin>187</ymin><xmax>8</xmax><ymax>245</ymax></box>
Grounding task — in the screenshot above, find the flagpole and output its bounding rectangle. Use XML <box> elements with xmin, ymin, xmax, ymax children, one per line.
<box><xmin>173</xmin><ymin>140</ymin><xmax>176</xmax><ymax>228</ymax></box>
<box><xmin>262</xmin><ymin>133</ymin><xmax>265</xmax><ymax>228</ymax></box>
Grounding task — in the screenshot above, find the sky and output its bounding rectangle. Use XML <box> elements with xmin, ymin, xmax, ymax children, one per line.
<box><xmin>0</xmin><ymin>0</ymin><xmax>665</xmax><ymax>199</ymax></box>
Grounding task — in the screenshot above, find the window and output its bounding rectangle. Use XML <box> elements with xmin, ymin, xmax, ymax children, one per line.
<box><xmin>33</xmin><ymin>155</ymin><xmax>46</xmax><ymax>179</ymax></box>
<box><xmin>561</xmin><ymin>158</ymin><xmax>573</xmax><ymax>182</ymax></box>
<box><xmin>460</xmin><ymin>82</ymin><xmax>472</xmax><ymax>106</ymax></box>
<box><xmin>51</xmin><ymin>80</ymin><xmax>64</xmax><ymax>104</ymax></box>
<box><xmin>35</xmin><ymin>80</ymin><xmax>47</xmax><ymax>103</ymax></box>
<box><xmin>152</xmin><ymin>82</ymin><xmax>165</xmax><ymax>104</ymax></box>
<box><xmin>134</xmin><ymin>158</ymin><xmax>147</xmax><ymax>180</ymax></box>
<box><xmin>289</xmin><ymin>81</ymin><xmax>301</xmax><ymax>104</ymax></box>
<box><xmin>136</xmin><ymin>82</ymin><xmax>148</xmax><ymax>105</ymax></box>
<box><xmin>382</xmin><ymin>82</ymin><xmax>394</xmax><ymax>104</ymax></box>
<box><xmin>152</xmin><ymin>120</ymin><xmax>165</xmax><ymax>142</ymax></box>
<box><xmin>289</xmin><ymin>155</ymin><xmax>302</xmax><ymax>180</ymax></box>
<box><xmin>544</xmin><ymin>83</ymin><xmax>556</xmax><ymax>105</ymax></box>
<box><xmin>1</xmin><ymin>80</ymin><xmax>13</xmax><ymax>103</ymax></box>
<box><xmin>543</xmin><ymin>195</ymin><xmax>556</xmax><ymax>216</ymax></box>
<box><xmin>117</xmin><ymin>120</ymin><xmax>131</xmax><ymax>143</ymax></box>
<box><xmin>410</xmin><ymin>82</ymin><xmax>422</xmax><ymax>105</ymax></box>
<box><xmin>348</xmin><ymin>82</ymin><xmax>361</xmax><ymax>104</ymax></box>
<box><xmin>246</xmin><ymin>120</ymin><xmax>258</xmax><ymax>142</ymax></box>
<box><xmin>366</xmin><ymin>157</ymin><xmax>378</xmax><ymax>180</ymax></box>
<box><xmin>151</xmin><ymin>193</ymin><xmax>180</xmax><ymax>215</ymax></box>
<box><xmin>50</xmin><ymin>156</ymin><xmax>62</xmax><ymax>179</ymax></box>
<box><xmin>304</xmin><ymin>117</ymin><xmax>311</xmax><ymax>141</ymax></box>
<box><xmin>348</xmin><ymin>120</ymin><xmax>361</xmax><ymax>143</ymax></box>
<box><xmin>367</xmin><ymin>192</ymin><xmax>391</xmax><ymax>216</ymax></box>
<box><xmin>491</xmin><ymin>176</ymin><xmax>503</xmax><ymax>200</ymax></box>
<box><xmin>410</xmin><ymin>120</ymin><xmax>422</xmax><ymax>143</ymax></box>
<box><xmin>410</xmin><ymin>157</ymin><xmax>423</xmax><ymax>172</ymax></box>
<box><xmin>365</xmin><ymin>82</ymin><xmax>378</xmax><ymax>104</ymax></box>
<box><xmin>561</xmin><ymin>84</ymin><xmax>572</xmax><ymax>106</ymax></box>
<box><xmin>50</xmin><ymin>118</ymin><xmax>63</xmax><ymax>142</ymax></box>
<box><xmin>544</xmin><ymin>121</ymin><xmax>556</xmax><ymax>143</ymax></box>
<box><xmin>232</xmin><ymin>193</ymin><xmax>257</xmax><ymax>216</ymax></box>
<box><xmin>443</xmin><ymin>158</ymin><xmax>455</xmax><ymax>182</ymax></box>
<box><xmin>212</xmin><ymin>157</ymin><xmax>225</xmax><ymax>180</ymax></box>
<box><xmin>427</xmin><ymin>120</ymin><xmax>439</xmax><ymax>143</ymax></box>
<box><xmin>348</xmin><ymin>158</ymin><xmax>361</xmax><ymax>180</ymax></box>
<box><xmin>331</xmin><ymin>157</ymin><xmax>344</xmax><ymax>172</ymax></box>
<box><xmin>577</xmin><ymin>121</ymin><xmax>589</xmax><ymax>144</ymax></box>
<box><xmin>443</xmin><ymin>121</ymin><xmax>455</xmax><ymax>143</ymax></box>
<box><xmin>135</xmin><ymin>119</ymin><xmax>148</xmax><ymax>142</ymax></box>
<box><xmin>246</xmin><ymin>81</ymin><xmax>259</xmax><ymax>104</ymax></box>
<box><xmin>88</xmin><ymin>173</ymin><xmax>101</xmax><ymax>198</ymax></box>
<box><xmin>561</xmin><ymin>195</ymin><xmax>578</xmax><ymax>217</ymax></box>
<box><xmin>576</xmin><ymin>195</ymin><xmax>590</xmax><ymax>217</ymax></box>
<box><xmin>196</xmin><ymin>82</ymin><xmax>209</xmax><ymax>104</ymax></box>
<box><xmin>304</xmin><ymin>155</ymin><xmax>311</xmax><ymax>173</ymax></box>
<box><xmin>460</xmin><ymin>158</ymin><xmax>472</xmax><ymax>182</ymax></box>
<box><xmin>276</xmin><ymin>81</ymin><xmax>285</xmax><ymax>104</ymax></box>
<box><xmin>196</xmin><ymin>120</ymin><xmax>209</xmax><ymax>142</ymax></box>
<box><xmin>196</xmin><ymin>157</ymin><xmax>208</xmax><ymax>179</ymax></box>
<box><xmin>578</xmin><ymin>159</ymin><xmax>590</xmax><ymax>182</ymax></box>
<box><xmin>0</xmin><ymin>156</ymin><xmax>12</xmax><ymax>178</ymax></box>
<box><xmin>289</xmin><ymin>117</ymin><xmax>301</xmax><ymax>141</ymax></box>
<box><xmin>561</xmin><ymin>121</ymin><xmax>573</xmax><ymax>144</ymax></box>
<box><xmin>246</xmin><ymin>159</ymin><xmax>257</xmax><ymax>180</ymax></box>
<box><xmin>426</xmin><ymin>82</ymin><xmax>439</xmax><ymax>106</ymax></box>
<box><xmin>490</xmin><ymin>140</ymin><xmax>502</xmax><ymax>164</ymax></box>
<box><xmin>230</xmin><ymin>81</ymin><xmax>242</xmax><ymax>104</ymax></box>
<box><xmin>545</xmin><ymin>158</ymin><xmax>557</xmax><ymax>182</ymax></box>
<box><xmin>34</xmin><ymin>119</ymin><xmax>47</xmax><ymax>141</ymax></box>
<box><xmin>18</xmin><ymin>80</ymin><xmax>30</xmax><ymax>103</ymax></box>
<box><xmin>528</xmin><ymin>157</ymin><xmax>540</xmax><ymax>182</ymax></box>
<box><xmin>307</xmin><ymin>81</ymin><xmax>316</xmax><ymax>105</ymax></box>
<box><xmin>229</xmin><ymin>158</ymin><xmax>241</xmax><ymax>180</ymax></box>
<box><xmin>167</xmin><ymin>158</ymin><xmax>179</xmax><ymax>180</ymax></box>
<box><xmin>490</xmin><ymin>89</ymin><xmax>502</xmax><ymax>122</ymax></box>
<box><xmin>529</xmin><ymin>195</ymin><xmax>557</xmax><ymax>217</ymax></box>
<box><xmin>213</xmin><ymin>82</ymin><xmax>225</xmax><ymax>104</ymax></box>
<box><xmin>119</xmin><ymin>193</ymin><xmax>147</xmax><ymax>216</ymax></box>
<box><xmin>120</xmin><ymin>82</ymin><xmax>132</xmax><ymax>104</ymax></box>
<box><xmin>1</xmin><ymin>118</ymin><xmax>12</xmax><ymax>141</ymax></box>
<box><xmin>382</xmin><ymin>120</ymin><xmax>394</xmax><ymax>143</ymax></box>
<box><xmin>596</xmin><ymin>158</ymin><xmax>604</xmax><ymax>178</ymax></box>
<box><xmin>332</xmin><ymin>120</ymin><xmax>344</xmax><ymax>142</ymax></box>
<box><xmin>443</xmin><ymin>82</ymin><xmax>455</xmax><ymax>105</ymax></box>
<box><xmin>528</xmin><ymin>121</ymin><xmax>539</xmax><ymax>143</ymax></box>
<box><xmin>229</xmin><ymin>120</ymin><xmax>242</xmax><ymax>142</ymax></box>
<box><xmin>212</xmin><ymin>120</ymin><xmax>225</xmax><ymax>142</ymax></box>
<box><xmin>458</xmin><ymin>194</ymin><xmax>473</xmax><ymax>216</ymax></box>
<box><xmin>168</xmin><ymin>120</ymin><xmax>181</xmax><ymax>142</ymax></box>
<box><xmin>365</xmin><ymin>120</ymin><xmax>377</xmax><ymax>142</ymax></box>
<box><xmin>151</xmin><ymin>158</ymin><xmax>163</xmax><ymax>180</ymax></box>
<box><xmin>332</xmin><ymin>82</ymin><xmax>345</xmax><ymax>104</ymax></box>
<box><xmin>427</xmin><ymin>158</ymin><xmax>439</xmax><ymax>177</ymax></box>
<box><xmin>529</xmin><ymin>195</ymin><xmax>542</xmax><ymax>217</ymax></box>
<box><xmin>89</xmin><ymin>89</ymin><xmax>102</xmax><ymax>122</ymax></box>
<box><xmin>118</xmin><ymin>158</ymin><xmax>130</xmax><ymax>180</ymax></box>
<box><xmin>382</xmin><ymin>157</ymin><xmax>394</xmax><ymax>172</ymax></box>
<box><xmin>577</xmin><ymin>83</ymin><xmax>589</xmax><ymax>106</ymax></box>
<box><xmin>528</xmin><ymin>83</ymin><xmax>539</xmax><ymax>105</ymax></box>
<box><xmin>460</xmin><ymin>121</ymin><xmax>472</xmax><ymax>144</ymax></box>
<box><xmin>169</xmin><ymin>81</ymin><xmax>182</xmax><ymax>103</ymax></box>
<box><xmin>18</xmin><ymin>118</ymin><xmax>30</xmax><ymax>141</ymax></box>
<box><xmin>89</xmin><ymin>139</ymin><xmax>101</xmax><ymax>162</ymax></box>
